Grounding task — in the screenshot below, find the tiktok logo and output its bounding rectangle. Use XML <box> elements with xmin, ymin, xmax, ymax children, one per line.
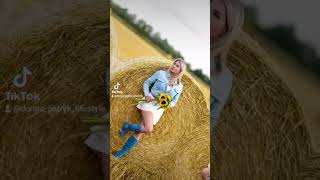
<box><xmin>111</xmin><ymin>82</ymin><xmax>123</xmax><ymax>95</ymax></box>
<box><xmin>114</xmin><ymin>82</ymin><xmax>121</xmax><ymax>90</ymax></box>
<box><xmin>13</xmin><ymin>66</ymin><xmax>32</xmax><ymax>88</ymax></box>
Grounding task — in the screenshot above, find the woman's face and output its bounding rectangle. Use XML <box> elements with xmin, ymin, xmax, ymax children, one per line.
<box><xmin>170</xmin><ymin>61</ymin><xmax>181</xmax><ymax>74</ymax></box>
<box><xmin>211</xmin><ymin>0</ymin><xmax>227</xmax><ymax>41</ymax></box>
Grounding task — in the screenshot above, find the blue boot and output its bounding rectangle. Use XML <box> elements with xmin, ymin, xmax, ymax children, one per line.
<box><xmin>119</xmin><ymin>122</ymin><xmax>142</xmax><ymax>138</ymax></box>
<box><xmin>114</xmin><ymin>136</ymin><xmax>139</xmax><ymax>160</ymax></box>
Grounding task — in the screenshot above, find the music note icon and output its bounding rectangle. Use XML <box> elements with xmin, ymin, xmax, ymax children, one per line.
<box><xmin>13</xmin><ymin>66</ymin><xmax>32</xmax><ymax>88</ymax></box>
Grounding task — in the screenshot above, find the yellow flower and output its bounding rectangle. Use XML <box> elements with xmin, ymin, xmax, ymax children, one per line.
<box><xmin>157</xmin><ymin>94</ymin><xmax>172</xmax><ymax>109</ymax></box>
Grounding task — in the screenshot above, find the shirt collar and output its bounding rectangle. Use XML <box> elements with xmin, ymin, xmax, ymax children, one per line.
<box><xmin>166</xmin><ymin>71</ymin><xmax>179</xmax><ymax>86</ymax></box>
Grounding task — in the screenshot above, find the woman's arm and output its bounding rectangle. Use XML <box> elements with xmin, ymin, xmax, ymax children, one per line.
<box><xmin>211</xmin><ymin>67</ymin><xmax>233</xmax><ymax>128</ymax></box>
<box><xmin>143</xmin><ymin>71</ymin><xmax>160</xmax><ymax>97</ymax></box>
<box><xmin>210</xmin><ymin>95</ymin><xmax>225</xmax><ymax>129</ymax></box>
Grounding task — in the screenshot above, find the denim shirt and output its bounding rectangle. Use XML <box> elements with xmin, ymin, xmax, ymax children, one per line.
<box><xmin>211</xmin><ymin>58</ymin><xmax>233</xmax><ymax>130</ymax></box>
<box><xmin>143</xmin><ymin>70</ymin><xmax>183</xmax><ymax>107</ymax></box>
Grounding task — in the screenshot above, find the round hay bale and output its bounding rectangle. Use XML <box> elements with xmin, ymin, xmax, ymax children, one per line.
<box><xmin>211</xmin><ymin>40</ymin><xmax>317</xmax><ymax>179</ymax></box>
<box><xmin>110</xmin><ymin>60</ymin><xmax>210</xmax><ymax>180</ymax></box>
<box><xmin>0</xmin><ymin>5</ymin><xmax>108</xmax><ymax>180</ymax></box>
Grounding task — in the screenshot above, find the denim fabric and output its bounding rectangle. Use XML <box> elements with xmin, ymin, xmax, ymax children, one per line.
<box><xmin>143</xmin><ymin>70</ymin><xmax>183</xmax><ymax>107</ymax></box>
<box><xmin>210</xmin><ymin>65</ymin><xmax>233</xmax><ymax>130</ymax></box>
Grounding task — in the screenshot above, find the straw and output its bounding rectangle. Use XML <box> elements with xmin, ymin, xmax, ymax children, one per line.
<box><xmin>110</xmin><ymin>60</ymin><xmax>210</xmax><ymax>179</ymax></box>
<box><xmin>0</xmin><ymin>4</ymin><xmax>109</xmax><ymax>180</ymax></box>
<box><xmin>211</xmin><ymin>39</ymin><xmax>319</xmax><ymax>179</ymax></box>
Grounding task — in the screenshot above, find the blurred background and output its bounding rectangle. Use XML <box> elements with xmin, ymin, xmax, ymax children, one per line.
<box><xmin>0</xmin><ymin>0</ymin><xmax>96</xmax><ymax>41</ymax></box>
<box><xmin>1</xmin><ymin>0</ymin><xmax>320</xmax><ymax>178</ymax></box>
<box><xmin>111</xmin><ymin>0</ymin><xmax>210</xmax><ymax>85</ymax></box>
<box><xmin>0</xmin><ymin>1</ymin><xmax>109</xmax><ymax>180</ymax></box>
<box><xmin>242</xmin><ymin>0</ymin><xmax>320</xmax><ymax>152</ymax></box>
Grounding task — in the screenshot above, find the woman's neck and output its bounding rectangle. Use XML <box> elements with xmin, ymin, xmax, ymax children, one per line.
<box><xmin>168</xmin><ymin>71</ymin><xmax>180</xmax><ymax>85</ymax></box>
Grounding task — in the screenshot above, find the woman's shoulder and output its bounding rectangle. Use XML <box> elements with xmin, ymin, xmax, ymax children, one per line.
<box><xmin>156</xmin><ymin>70</ymin><xmax>167</xmax><ymax>74</ymax></box>
<box><xmin>153</xmin><ymin>70</ymin><xmax>168</xmax><ymax>78</ymax></box>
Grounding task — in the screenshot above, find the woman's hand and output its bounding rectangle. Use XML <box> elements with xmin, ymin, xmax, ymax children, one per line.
<box><xmin>145</xmin><ymin>95</ymin><xmax>153</xmax><ymax>102</ymax></box>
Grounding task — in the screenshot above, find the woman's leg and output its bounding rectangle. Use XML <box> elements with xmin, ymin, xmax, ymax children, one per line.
<box><xmin>120</xmin><ymin>110</ymin><xmax>154</xmax><ymax>137</ymax></box>
<box><xmin>115</xmin><ymin>110</ymin><xmax>154</xmax><ymax>159</ymax></box>
<box><xmin>201</xmin><ymin>167</ymin><xmax>210</xmax><ymax>180</ymax></box>
<box><xmin>134</xmin><ymin>132</ymin><xmax>142</xmax><ymax>140</ymax></box>
<box><xmin>134</xmin><ymin>110</ymin><xmax>154</xmax><ymax>140</ymax></box>
<box><xmin>140</xmin><ymin>110</ymin><xmax>154</xmax><ymax>133</ymax></box>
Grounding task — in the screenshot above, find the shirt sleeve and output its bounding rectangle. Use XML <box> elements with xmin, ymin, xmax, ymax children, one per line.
<box><xmin>143</xmin><ymin>71</ymin><xmax>159</xmax><ymax>97</ymax></box>
<box><xmin>170</xmin><ymin>86</ymin><xmax>183</xmax><ymax>107</ymax></box>
<box><xmin>210</xmin><ymin>95</ymin><xmax>225</xmax><ymax>130</ymax></box>
<box><xmin>210</xmin><ymin>67</ymin><xmax>233</xmax><ymax>129</ymax></box>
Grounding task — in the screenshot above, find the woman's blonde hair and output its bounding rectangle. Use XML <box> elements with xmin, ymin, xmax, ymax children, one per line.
<box><xmin>213</xmin><ymin>0</ymin><xmax>244</xmax><ymax>68</ymax></box>
<box><xmin>168</xmin><ymin>58</ymin><xmax>187</xmax><ymax>85</ymax></box>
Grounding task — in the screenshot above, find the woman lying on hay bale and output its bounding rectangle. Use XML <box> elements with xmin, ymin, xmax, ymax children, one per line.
<box><xmin>202</xmin><ymin>0</ymin><xmax>244</xmax><ymax>179</ymax></box>
<box><xmin>113</xmin><ymin>58</ymin><xmax>187</xmax><ymax>159</ymax></box>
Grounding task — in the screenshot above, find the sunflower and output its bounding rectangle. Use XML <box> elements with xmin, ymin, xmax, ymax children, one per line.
<box><xmin>157</xmin><ymin>94</ymin><xmax>172</xmax><ymax>110</ymax></box>
<box><xmin>136</xmin><ymin>94</ymin><xmax>172</xmax><ymax>110</ymax></box>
